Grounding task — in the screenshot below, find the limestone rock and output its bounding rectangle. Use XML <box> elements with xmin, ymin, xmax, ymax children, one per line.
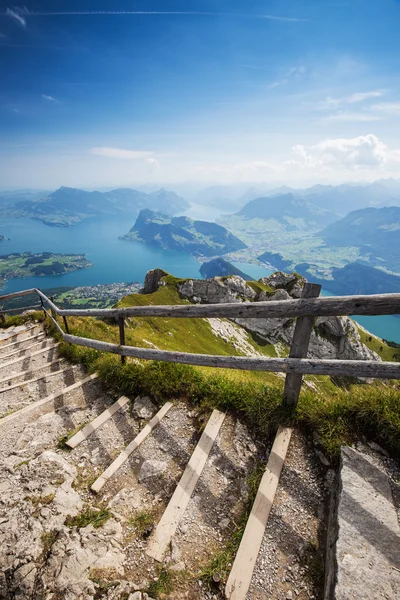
<box><xmin>138</xmin><ymin>460</ymin><xmax>168</xmax><ymax>482</ymax></box>
<box><xmin>143</xmin><ymin>268</ymin><xmax>168</xmax><ymax>294</ymax></box>
<box><xmin>132</xmin><ymin>396</ymin><xmax>156</xmax><ymax>419</ymax></box>
<box><xmin>325</xmin><ymin>446</ymin><xmax>400</xmax><ymax>599</ymax></box>
<box><xmin>178</xmin><ymin>275</ymin><xmax>255</xmax><ymax>304</ymax></box>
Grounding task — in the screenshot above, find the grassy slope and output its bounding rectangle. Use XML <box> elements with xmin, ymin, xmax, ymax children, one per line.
<box><xmin>45</xmin><ymin>278</ymin><xmax>400</xmax><ymax>461</ymax></box>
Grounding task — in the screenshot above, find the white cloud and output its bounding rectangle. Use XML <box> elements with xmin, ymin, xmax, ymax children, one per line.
<box><xmin>292</xmin><ymin>134</ymin><xmax>389</xmax><ymax>170</ymax></box>
<box><xmin>6</xmin><ymin>8</ymin><xmax>27</xmax><ymax>27</ymax></box>
<box><xmin>42</xmin><ymin>94</ymin><xmax>57</xmax><ymax>102</ymax></box>
<box><xmin>90</xmin><ymin>147</ymin><xmax>155</xmax><ymax>160</ymax></box>
<box><xmin>145</xmin><ymin>157</ymin><xmax>160</xmax><ymax>168</ymax></box>
<box><xmin>370</xmin><ymin>102</ymin><xmax>400</xmax><ymax>115</ymax></box>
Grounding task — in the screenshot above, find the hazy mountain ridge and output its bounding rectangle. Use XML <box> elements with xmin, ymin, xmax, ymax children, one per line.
<box><xmin>236</xmin><ymin>193</ymin><xmax>338</xmax><ymax>228</ymax></box>
<box><xmin>320</xmin><ymin>206</ymin><xmax>400</xmax><ymax>272</ymax></box>
<box><xmin>121</xmin><ymin>209</ymin><xmax>247</xmax><ymax>257</ymax></box>
<box><xmin>0</xmin><ymin>186</ymin><xmax>189</xmax><ymax>227</ymax></box>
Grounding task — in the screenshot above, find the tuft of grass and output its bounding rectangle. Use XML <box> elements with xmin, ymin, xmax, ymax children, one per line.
<box><xmin>127</xmin><ymin>510</ymin><xmax>155</xmax><ymax>537</ymax></box>
<box><xmin>65</xmin><ymin>507</ymin><xmax>111</xmax><ymax>529</ymax></box>
<box><xmin>41</xmin><ymin>530</ymin><xmax>59</xmax><ymax>561</ymax></box>
<box><xmin>0</xmin><ymin>311</ymin><xmax>44</xmax><ymax>329</ymax></box>
<box><xmin>89</xmin><ymin>568</ymin><xmax>120</xmax><ymax>596</ymax></box>
<box><xmin>57</xmin><ymin>423</ymin><xmax>87</xmax><ymax>450</ymax></box>
<box><xmin>147</xmin><ymin>568</ymin><xmax>174</xmax><ymax>599</ymax></box>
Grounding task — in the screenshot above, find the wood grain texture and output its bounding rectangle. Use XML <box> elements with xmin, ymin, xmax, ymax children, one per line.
<box><xmin>283</xmin><ymin>283</ymin><xmax>321</xmax><ymax>407</ymax></box>
<box><xmin>62</xmin><ymin>333</ymin><xmax>400</xmax><ymax>379</ymax></box>
<box><xmin>225</xmin><ymin>427</ymin><xmax>293</xmax><ymax>600</ymax></box>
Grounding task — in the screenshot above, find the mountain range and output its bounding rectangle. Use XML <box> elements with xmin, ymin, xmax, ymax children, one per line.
<box><xmin>236</xmin><ymin>193</ymin><xmax>338</xmax><ymax>229</ymax></box>
<box><xmin>121</xmin><ymin>209</ymin><xmax>247</xmax><ymax>257</ymax></box>
<box><xmin>0</xmin><ymin>186</ymin><xmax>189</xmax><ymax>227</ymax></box>
<box><xmin>320</xmin><ymin>206</ymin><xmax>400</xmax><ymax>272</ymax></box>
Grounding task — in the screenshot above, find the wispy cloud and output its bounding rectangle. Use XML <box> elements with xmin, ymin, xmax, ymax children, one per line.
<box><xmin>6</xmin><ymin>7</ymin><xmax>27</xmax><ymax>27</ymax></box>
<box><xmin>370</xmin><ymin>102</ymin><xmax>400</xmax><ymax>115</ymax></box>
<box><xmin>42</xmin><ymin>94</ymin><xmax>58</xmax><ymax>102</ymax></box>
<box><xmin>90</xmin><ymin>147</ymin><xmax>154</xmax><ymax>159</ymax></box>
<box><xmin>323</xmin><ymin>111</ymin><xmax>381</xmax><ymax>122</ymax></box>
<box><xmin>320</xmin><ymin>89</ymin><xmax>386</xmax><ymax>109</ymax></box>
<box><xmin>267</xmin><ymin>65</ymin><xmax>305</xmax><ymax>89</ymax></box>
<box><xmin>7</xmin><ymin>9</ymin><xmax>306</xmax><ymax>22</ymax></box>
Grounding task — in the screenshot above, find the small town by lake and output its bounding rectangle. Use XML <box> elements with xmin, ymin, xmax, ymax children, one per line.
<box><xmin>1</xmin><ymin>216</ymin><xmax>399</xmax><ymax>343</ymax></box>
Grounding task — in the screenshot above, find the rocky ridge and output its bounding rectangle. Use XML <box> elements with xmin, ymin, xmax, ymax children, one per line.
<box><xmin>174</xmin><ymin>270</ymin><xmax>380</xmax><ymax>362</ymax></box>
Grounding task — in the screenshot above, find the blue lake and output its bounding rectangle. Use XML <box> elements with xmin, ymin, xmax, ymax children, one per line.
<box><xmin>0</xmin><ymin>218</ymin><xmax>399</xmax><ymax>342</ymax></box>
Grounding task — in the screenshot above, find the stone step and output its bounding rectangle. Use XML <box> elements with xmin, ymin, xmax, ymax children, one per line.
<box><xmin>0</xmin><ymin>373</ymin><xmax>98</xmax><ymax>427</ymax></box>
<box><xmin>0</xmin><ymin>358</ymin><xmax>66</xmax><ymax>387</ymax></box>
<box><xmin>0</xmin><ymin>331</ymin><xmax>45</xmax><ymax>355</ymax></box>
<box><xmin>325</xmin><ymin>445</ymin><xmax>400</xmax><ymax>600</ymax></box>
<box><xmin>0</xmin><ymin>364</ymin><xmax>85</xmax><ymax>418</ymax></box>
<box><xmin>146</xmin><ymin>408</ymin><xmax>226</xmax><ymax>562</ymax></box>
<box><xmin>67</xmin><ymin>395</ymin><xmax>131</xmax><ymax>449</ymax></box>
<box><xmin>91</xmin><ymin>401</ymin><xmax>173</xmax><ymax>492</ymax></box>
<box><xmin>0</xmin><ymin>338</ymin><xmax>52</xmax><ymax>361</ymax></box>
<box><xmin>0</xmin><ymin>343</ymin><xmax>59</xmax><ymax>376</ymax></box>
<box><xmin>225</xmin><ymin>426</ymin><xmax>293</xmax><ymax>600</ymax></box>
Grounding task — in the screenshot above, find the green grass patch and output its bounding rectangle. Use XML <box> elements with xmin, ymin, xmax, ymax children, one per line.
<box><xmin>357</xmin><ymin>326</ymin><xmax>400</xmax><ymax>362</ymax></box>
<box><xmin>247</xmin><ymin>280</ymin><xmax>275</xmax><ymax>295</ymax></box>
<box><xmin>57</xmin><ymin>423</ymin><xmax>87</xmax><ymax>450</ymax></box>
<box><xmin>146</xmin><ymin>568</ymin><xmax>174</xmax><ymax>599</ymax></box>
<box><xmin>65</xmin><ymin>507</ymin><xmax>111</xmax><ymax>529</ymax></box>
<box><xmin>127</xmin><ymin>509</ymin><xmax>155</xmax><ymax>537</ymax></box>
<box><xmin>0</xmin><ymin>311</ymin><xmax>44</xmax><ymax>329</ymax></box>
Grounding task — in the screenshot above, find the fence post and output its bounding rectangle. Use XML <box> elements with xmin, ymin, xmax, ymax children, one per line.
<box><xmin>282</xmin><ymin>282</ymin><xmax>321</xmax><ymax>407</ymax></box>
<box><xmin>63</xmin><ymin>316</ymin><xmax>70</xmax><ymax>334</ymax></box>
<box><xmin>118</xmin><ymin>315</ymin><xmax>126</xmax><ymax>364</ymax></box>
<box><xmin>50</xmin><ymin>296</ymin><xmax>56</xmax><ymax>320</ymax></box>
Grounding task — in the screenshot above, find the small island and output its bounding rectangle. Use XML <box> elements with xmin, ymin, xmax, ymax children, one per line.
<box><xmin>0</xmin><ymin>252</ymin><xmax>93</xmax><ymax>289</ymax></box>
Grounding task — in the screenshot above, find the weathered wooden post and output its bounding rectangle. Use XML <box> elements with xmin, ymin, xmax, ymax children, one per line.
<box><xmin>282</xmin><ymin>282</ymin><xmax>321</xmax><ymax>407</ymax></box>
<box><xmin>63</xmin><ymin>316</ymin><xmax>70</xmax><ymax>334</ymax></box>
<box><xmin>118</xmin><ymin>315</ymin><xmax>126</xmax><ymax>364</ymax></box>
<box><xmin>50</xmin><ymin>296</ymin><xmax>56</xmax><ymax>320</ymax></box>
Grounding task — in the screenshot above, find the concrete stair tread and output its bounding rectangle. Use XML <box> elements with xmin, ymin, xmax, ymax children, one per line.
<box><xmin>0</xmin><ymin>338</ymin><xmax>53</xmax><ymax>361</ymax></box>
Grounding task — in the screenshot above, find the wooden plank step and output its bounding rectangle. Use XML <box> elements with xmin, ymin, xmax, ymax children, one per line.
<box><xmin>225</xmin><ymin>426</ymin><xmax>293</xmax><ymax>600</ymax></box>
<box><xmin>67</xmin><ymin>395</ymin><xmax>130</xmax><ymax>449</ymax></box>
<box><xmin>146</xmin><ymin>408</ymin><xmax>226</xmax><ymax>562</ymax></box>
<box><xmin>0</xmin><ymin>365</ymin><xmax>75</xmax><ymax>394</ymax></box>
<box><xmin>0</xmin><ymin>358</ymin><xmax>65</xmax><ymax>386</ymax></box>
<box><xmin>0</xmin><ymin>338</ymin><xmax>51</xmax><ymax>360</ymax></box>
<box><xmin>91</xmin><ymin>402</ymin><xmax>173</xmax><ymax>493</ymax></box>
<box><xmin>0</xmin><ymin>332</ymin><xmax>45</xmax><ymax>352</ymax></box>
<box><xmin>0</xmin><ymin>373</ymin><xmax>98</xmax><ymax>426</ymax></box>
<box><xmin>0</xmin><ymin>343</ymin><xmax>59</xmax><ymax>371</ymax></box>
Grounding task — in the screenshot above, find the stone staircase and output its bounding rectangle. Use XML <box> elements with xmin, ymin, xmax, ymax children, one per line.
<box><xmin>0</xmin><ymin>321</ymin><xmax>398</xmax><ymax>600</ymax></box>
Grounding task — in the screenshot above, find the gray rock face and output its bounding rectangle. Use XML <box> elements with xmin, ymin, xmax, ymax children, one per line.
<box><xmin>132</xmin><ymin>396</ymin><xmax>156</xmax><ymax>420</ymax></box>
<box><xmin>325</xmin><ymin>446</ymin><xmax>400</xmax><ymax>599</ymax></box>
<box><xmin>179</xmin><ymin>275</ymin><xmax>256</xmax><ymax>304</ymax></box>
<box><xmin>143</xmin><ymin>268</ymin><xmax>168</xmax><ymax>294</ymax></box>
<box><xmin>178</xmin><ymin>271</ymin><xmax>379</xmax><ymax>363</ymax></box>
<box><xmin>138</xmin><ymin>460</ymin><xmax>168</xmax><ymax>482</ymax></box>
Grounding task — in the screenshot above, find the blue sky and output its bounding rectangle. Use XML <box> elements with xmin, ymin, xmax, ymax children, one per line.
<box><xmin>1</xmin><ymin>0</ymin><xmax>400</xmax><ymax>188</ymax></box>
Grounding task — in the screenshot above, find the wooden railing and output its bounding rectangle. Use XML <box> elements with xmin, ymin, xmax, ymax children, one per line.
<box><xmin>1</xmin><ymin>285</ymin><xmax>400</xmax><ymax>407</ymax></box>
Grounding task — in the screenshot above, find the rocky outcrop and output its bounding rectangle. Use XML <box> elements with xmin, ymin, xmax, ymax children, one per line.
<box><xmin>178</xmin><ymin>271</ymin><xmax>380</xmax><ymax>362</ymax></box>
<box><xmin>179</xmin><ymin>275</ymin><xmax>256</xmax><ymax>304</ymax></box>
<box><xmin>143</xmin><ymin>268</ymin><xmax>168</xmax><ymax>294</ymax></box>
